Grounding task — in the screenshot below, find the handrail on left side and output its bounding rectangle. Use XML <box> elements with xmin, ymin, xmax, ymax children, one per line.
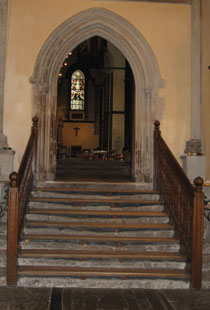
<box><xmin>7</xmin><ymin>116</ymin><xmax>38</xmax><ymax>285</ymax></box>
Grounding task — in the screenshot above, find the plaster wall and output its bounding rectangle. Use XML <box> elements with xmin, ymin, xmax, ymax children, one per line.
<box><xmin>62</xmin><ymin>122</ymin><xmax>99</xmax><ymax>150</ymax></box>
<box><xmin>201</xmin><ymin>0</ymin><xmax>210</xmax><ymax>180</ymax></box>
<box><xmin>3</xmin><ymin>0</ymin><xmax>191</xmax><ymax>170</ymax></box>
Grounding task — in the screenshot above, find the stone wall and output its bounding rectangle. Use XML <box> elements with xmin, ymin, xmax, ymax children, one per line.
<box><xmin>3</xmin><ymin>0</ymin><xmax>191</xmax><ymax>177</ymax></box>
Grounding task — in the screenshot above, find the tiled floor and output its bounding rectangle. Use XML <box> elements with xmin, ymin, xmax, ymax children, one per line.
<box><xmin>0</xmin><ymin>287</ymin><xmax>210</xmax><ymax>310</ymax></box>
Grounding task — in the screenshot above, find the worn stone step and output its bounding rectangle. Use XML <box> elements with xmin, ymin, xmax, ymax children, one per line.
<box><xmin>18</xmin><ymin>265</ymin><xmax>190</xmax><ymax>281</ymax></box>
<box><xmin>29</xmin><ymin>197</ymin><xmax>163</xmax><ymax>207</ymax></box>
<box><xmin>24</xmin><ymin>220</ymin><xmax>173</xmax><ymax>231</ymax></box>
<box><xmin>18</xmin><ymin>249</ymin><xmax>186</xmax><ymax>269</ymax></box>
<box><xmin>36</xmin><ymin>181</ymin><xmax>153</xmax><ymax>191</ymax></box>
<box><xmin>28</xmin><ymin>208</ymin><xmax>165</xmax><ymax>217</ymax></box>
<box><xmin>17</xmin><ymin>275</ymin><xmax>190</xmax><ymax>289</ymax></box>
<box><xmin>32</xmin><ymin>187</ymin><xmax>160</xmax><ymax>200</ymax></box>
<box><xmin>203</xmin><ymin>241</ymin><xmax>210</xmax><ymax>254</ymax></box>
<box><xmin>33</xmin><ymin>187</ymin><xmax>158</xmax><ymax>195</ymax></box>
<box><xmin>28</xmin><ymin>201</ymin><xmax>164</xmax><ymax>212</ymax></box>
<box><xmin>22</xmin><ymin>233</ymin><xmax>178</xmax><ymax>244</ymax></box>
<box><xmin>31</xmin><ymin>192</ymin><xmax>159</xmax><ymax>200</ymax></box>
<box><xmin>202</xmin><ymin>254</ymin><xmax>210</xmax><ymax>271</ymax></box>
<box><xmin>20</xmin><ymin>241</ymin><xmax>179</xmax><ymax>253</ymax></box>
<box><xmin>25</xmin><ymin>211</ymin><xmax>169</xmax><ymax>224</ymax></box>
<box><xmin>18</xmin><ymin>257</ymin><xmax>186</xmax><ymax>270</ymax></box>
<box><xmin>19</xmin><ymin>248</ymin><xmax>185</xmax><ymax>261</ymax></box>
<box><xmin>0</xmin><ymin>267</ymin><xmax>6</xmax><ymax>286</ymax></box>
<box><xmin>23</xmin><ymin>227</ymin><xmax>174</xmax><ymax>238</ymax></box>
<box><xmin>0</xmin><ymin>249</ymin><xmax>6</xmax><ymax>267</ymax></box>
<box><xmin>202</xmin><ymin>270</ymin><xmax>210</xmax><ymax>288</ymax></box>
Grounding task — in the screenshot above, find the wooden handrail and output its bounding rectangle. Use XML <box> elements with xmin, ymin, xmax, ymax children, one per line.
<box><xmin>7</xmin><ymin>116</ymin><xmax>38</xmax><ymax>285</ymax></box>
<box><xmin>154</xmin><ymin>120</ymin><xmax>204</xmax><ymax>289</ymax></box>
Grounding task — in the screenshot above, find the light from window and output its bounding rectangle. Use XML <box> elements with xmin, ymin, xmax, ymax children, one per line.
<box><xmin>70</xmin><ymin>70</ymin><xmax>85</xmax><ymax>110</ymax></box>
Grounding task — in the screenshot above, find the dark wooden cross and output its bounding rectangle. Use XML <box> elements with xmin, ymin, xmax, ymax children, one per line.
<box><xmin>73</xmin><ymin>126</ymin><xmax>80</xmax><ymax>136</ymax></box>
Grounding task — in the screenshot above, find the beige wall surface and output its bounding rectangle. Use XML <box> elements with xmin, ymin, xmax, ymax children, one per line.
<box><xmin>4</xmin><ymin>0</ymin><xmax>191</xmax><ymax>170</ymax></box>
<box><xmin>62</xmin><ymin>122</ymin><xmax>99</xmax><ymax>150</ymax></box>
<box><xmin>202</xmin><ymin>0</ymin><xmax>210</xmax><ymax>180</ymax></box>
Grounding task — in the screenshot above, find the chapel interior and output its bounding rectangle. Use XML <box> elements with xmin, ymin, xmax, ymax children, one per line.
<box><xmin>56</xmin><ymin>37</ymin><xmax>134</xmax><ymax>181</ymax></box>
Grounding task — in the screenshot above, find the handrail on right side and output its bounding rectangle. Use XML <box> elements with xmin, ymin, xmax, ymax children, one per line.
<box><xmin>154</xmin><ymin>120</ymin><xmax>204</xmax><ymax>289</ymax></box>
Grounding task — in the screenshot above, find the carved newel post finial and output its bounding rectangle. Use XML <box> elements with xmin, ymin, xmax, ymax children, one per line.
<box><xmin>154</xmin><ymin>120</ymin><xmax>161</xmax><ymax>138</ymax></box>
<box><xmin>154</xmin><ymin>120</ymin><xmax>160</xmax><ymax>131</ymax></box>
<box><xmin>193</xmin><ymin>176</ymin><xmax>204</xmax><ymax>192</ymax></box>
<box><xmin>9</xmin><ymin>171</ymin><xmax>18</xmax><ymax>188</ymax></box>
<box><xmin>32</xmin><ymin>116</ymin><xmax>38</xmax><ymax>128</ymax></box>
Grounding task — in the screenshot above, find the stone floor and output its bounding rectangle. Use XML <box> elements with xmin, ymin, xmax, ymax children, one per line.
<box><xmin>0</xmin><ymin>287</ymin><xmax>210</xmax><ymax>310</ymax></box>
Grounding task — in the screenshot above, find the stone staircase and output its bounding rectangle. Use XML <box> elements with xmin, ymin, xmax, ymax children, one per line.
<box><xmin>16</xmin><ymin>182</ymin><xmax>191</xmax><ymax>288</ymax></box>
<box><xmin>0</xmin><ymin>212</ymin><xmax>7</xmax><ymax>286</ymax></box>
<box><xmin>202</xmin><ymin>241</ymin><xmax>210</xmax><ymax>288</ymax></box>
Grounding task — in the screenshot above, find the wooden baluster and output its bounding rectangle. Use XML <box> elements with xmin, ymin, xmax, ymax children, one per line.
<box><xmin>191</xmin><ymin>176</ymin><xmax>204</xmax><ymax>289</ymax></box>
<box><xmin>154</xmin><ymin>120</ymin><xmax>160</xmax><ymax>190</ymax></box>
<box><xmin>31</xmin><ymin>116</ymin><xmax>38</xmax><ymax>175</ymax></box>
<box><xmin>7</xmin><ymin>172</ymin><xmax>19</xmax><ymax>285</ymax></box>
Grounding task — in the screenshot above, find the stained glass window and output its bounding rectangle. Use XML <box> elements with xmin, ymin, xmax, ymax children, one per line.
<box><xmin>70</xmin><ymin>70</ymin><xmax>85</xmax><ymax>110</ymax></box>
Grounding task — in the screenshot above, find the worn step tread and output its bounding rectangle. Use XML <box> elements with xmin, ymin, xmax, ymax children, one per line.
<box><xmin>18</xmin><ymin>265</ymin><xmax>190</xmax><ymax>279</ymax></box>
<box><xmin>22</xmin><ymin>234</ymin><xmax>177</xmax><ymax>243</ymax></box>
<box><xmin>19</xmin><ymin>249</ymin><xmax>185</xmax><ymax>260</ymax></box>
<box><xmin>30</xmin><ymin>197</ymin><xmax>163</xmax><ymax>205</ymax></box>
<box><xmin>28</xmin><ymin>208</ymin><xmax>166</xmax><ymax>217</ymax></box>
<box><xmin>25</xmin><ymin>220</ymin><xmax>173</xmax><ymax>230</ymax></box>
<box><xmin>34</xmin><ymin>187</ymin><xmax>158</xmax><ymax>194</ymax></box>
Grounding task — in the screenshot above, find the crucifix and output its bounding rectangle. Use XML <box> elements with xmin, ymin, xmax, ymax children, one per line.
<box><xmin>73</xmin><ymin>126</ymin><xmax>80</xmax><ymax>136</ymax></box>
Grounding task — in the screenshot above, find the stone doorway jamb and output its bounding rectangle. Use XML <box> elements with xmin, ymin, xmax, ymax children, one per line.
<box><xmin>30</xmin><ymin>8</ymin><xmax>164</xmax><ymax>186</ymax></box>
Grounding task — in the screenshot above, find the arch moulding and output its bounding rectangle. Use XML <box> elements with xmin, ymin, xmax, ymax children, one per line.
<box><xmin>30</xmin><ymin>7</ymin><xmax>164</xmax><ymax>186</ymax></box>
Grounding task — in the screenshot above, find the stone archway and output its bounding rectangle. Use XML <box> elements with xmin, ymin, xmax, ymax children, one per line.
<box><xmin>30</xmin><ymin>7</ymin><xmax>164</xmax><ymax>186</ymax></box>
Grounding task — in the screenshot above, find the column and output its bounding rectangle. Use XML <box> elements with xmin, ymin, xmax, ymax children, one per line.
<box><xmin>0</xmin><ymin>0</ymin><xmax>15</xmax><ymax>182</ymax></box>
<box><xmin>182</xmin><ymin>0</ymin><xmax>205</xmax><ymax>181</ymax></box>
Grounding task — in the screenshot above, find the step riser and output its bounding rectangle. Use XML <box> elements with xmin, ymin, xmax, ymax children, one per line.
<box><xmin>36</xmin><ymin>182</ymin><xmax>153</xmax><ymax>190</ymax></box>
<box><xmin>17</xmin><ymin>277</ymin><xmax>190</xmax><ymax>289</ymax></box>
<box><xmin>31</xmin><ymin>192</ymin><xmax>160</xmax><ymax>200</ymax></box>
<box><xmin>20</xmin><ymin>241</ymin><xmax>180</xmax><ymax>252</ymax></box>
<box><xmin>18</xmin><ymin>258</ymin><xmax>186</xmax><ymax>270</ymax></box>
<box><xmin>23</xmin><ymin>228</ymin><xmax>174</xmax><ymax>237</ymax></box>
<box><xmin>25</xmin><ymin>214</ymin><xmax>169</xmax><ymax>224</ymax></box>
<box><xmin>28</xmin><ymin>202</ymin><xmax>164</xmax><ymax>212</ymax></box>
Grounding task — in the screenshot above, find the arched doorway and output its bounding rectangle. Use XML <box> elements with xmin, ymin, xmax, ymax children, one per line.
<box><xmin>30</xmin><ymin>8</ymin><xmax>163</xmax><ymax>186</ymax></box>
<box><xmin>56</xmin><ymin>37</ymin><xmax>134</xmax><ymax>182</ymax></box>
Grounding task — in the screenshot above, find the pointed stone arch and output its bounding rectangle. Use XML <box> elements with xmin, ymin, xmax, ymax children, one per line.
<box><xmin>30</xmin><ymin>7</ymin><xmax>164</xmax><ymax>185</ymax></box>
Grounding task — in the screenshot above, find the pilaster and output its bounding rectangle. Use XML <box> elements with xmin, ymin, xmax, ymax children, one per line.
<box><xmin>0</xmin><ymin>0</ymin><xmax>15</xmax><ymax>182</ymax></box>
<box><xmin>182</xmin><ymin>0</ymin><xmax>205</xmax><ymax>180</ymax></box>
<box><xmin>185</xmin><ymin>0</ymin><xmax>203</xmax><ymax>153</ymax></box>
<box><xmin>0</xmin><ymin>0</ymin><xmax>8</xmax><ymax>148</ymax></box>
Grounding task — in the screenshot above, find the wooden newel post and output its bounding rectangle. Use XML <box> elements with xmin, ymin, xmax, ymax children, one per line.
<box><xmin>7</xmin><ymin>172</ymin><xmax>19</xmax><ymax>285</ymax></box>
<box><xmin>191</xmin><ymin>176</ymin><xmax>204</xmax><ymax>289</ymax></box>
<box><xmin>154</xmin><ymin>121</ymin><xmax>161</xmax><ymax>190</ymax></box>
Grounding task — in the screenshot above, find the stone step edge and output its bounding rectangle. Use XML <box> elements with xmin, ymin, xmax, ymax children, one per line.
<box><xmin>22</xmin><ymin>233</ymin><xmax>178</xmax><ymax>243</ymax></box>
<box><xmin>18</xmin><ymin>265</ymin><xmax>190</xmax><ymax>280</ymax></box>
<box><xmin>27</xmin><ymin>209</ymin><xmax>166</xmax><ymax>217</ymax></box>
<box><xmin>29</xmin><ymin>197</ymin><xmax>163</xmax><ymax>205</ymax></box>
<box><xmin>33</xmin><ymin>187</ymin><xmax>159</xmax><ymax>194</ymax></box>
<box><xmin>19</xmin><ymin>249</ymin><xmax>185</xmax><ymax>261</ymax></box>
<box><xmin>24</xmin><ymin>221</ymin><xmax>173</xmax><ymax>230</ymax></box>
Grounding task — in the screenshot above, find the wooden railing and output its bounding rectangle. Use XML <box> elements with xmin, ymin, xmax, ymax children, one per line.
<box><xmin>154</xmin><ymin>120</ymin><xmax>204</xmax><ymax>289</ymax></box>
<box><xmin>7</xmin><ymin>116</ymin><xmax>38</xmax><ymax>285</ymax></box>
